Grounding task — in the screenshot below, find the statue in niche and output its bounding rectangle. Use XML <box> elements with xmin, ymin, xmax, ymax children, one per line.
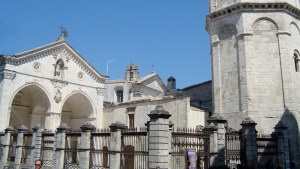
<box><xmin>54</xmin><ymin>59</ymin><xmax>64</xmax><ymax>77</ymax></box>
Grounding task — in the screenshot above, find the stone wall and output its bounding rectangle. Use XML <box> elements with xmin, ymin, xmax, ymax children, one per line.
<box><xmin>103</xmin><ymin>97</ymin><xmax>208</xmax><ymax>129</ymax></box>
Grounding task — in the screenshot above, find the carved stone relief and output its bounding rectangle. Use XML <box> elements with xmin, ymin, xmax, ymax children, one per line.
<box><xmin>50</xmin><ymin>79</ymin><xmax>68</xmax><ymax>89</ymax></box>
<box><xmin>78</xmin><ymin>71</ymin><xmax>83</xmax><ymax>80</ymax></box>
<box><xmin>0</xmin><ymin>71</ymin><xmax>16</xmax><ymax>82</ymax></box>
<box><xmin>96</xmin><ymin>88</ymin><xmax>105</xmax><ymax>96</ymax></box>
<box><xmin>33</xmin><ymin>62</ymin><xmax>41</xmax><ymax>71</ymax></box>
<box><xmin>54</xmin><ymin>89</ymin><xmax>62</xmax><ymax>103</ymax></box>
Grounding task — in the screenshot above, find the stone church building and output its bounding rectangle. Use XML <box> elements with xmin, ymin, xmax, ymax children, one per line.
<box><xmin>207</xmin><ymin>0</ymin><xmax>300</xmax><ymax>164</ymax></box>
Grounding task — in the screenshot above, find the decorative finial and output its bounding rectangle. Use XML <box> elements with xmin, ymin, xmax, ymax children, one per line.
<box><xmin>57</xmin><ymin>24</ymin><xmax>68</xmax><ymax>41</ymax></box>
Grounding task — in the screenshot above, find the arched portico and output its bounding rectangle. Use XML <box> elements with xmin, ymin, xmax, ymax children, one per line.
<box><xmin>61</xmin><ymin>92</ymin><xmax>94</xmax><ymax>130</ymax></box>
<box><xmin>9</xmin><ymin>84</ymin><xmax>51</xmax><ymax>129</ymax></box>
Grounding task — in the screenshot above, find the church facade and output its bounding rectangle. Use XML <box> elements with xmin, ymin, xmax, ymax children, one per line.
<box><xmin>207</xmin><ymin>0</ymin><xmax>300</xmax><ymax>164</ymax></box>
<box><xmin>0</xmin><ymin>38</ymin><xmax>107</xmax><ymax>131</ymax></box>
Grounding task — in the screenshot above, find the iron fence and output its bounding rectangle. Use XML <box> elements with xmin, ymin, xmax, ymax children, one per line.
<box><xmin>7</xmin><ymin>132</ymin><xmax>17</xmax><ymax>162</ymax></box>
<box><xmin>41</xmin><ymin>132</ymin><xmax>55</xmax><ymax>168</ymax></box>
<box><xmin>225</xmin><ymin>130</ymin><xmax>241</xmax><ymax>169</ymax></box>
<box><xmin>257</xmin><ymin>135</ymin><xmax>278</xmax><ymax>168</ymax></box>
<box><xmin>64</xmin><ymin>132</ymin><xmax>81</xmax><ymax>169</ymax></box>
<box><xmin>21</xmin><ymin>132</ymin><xmax>32</xmax><ymax>166</ymax></box>
<box><xmin>0</xmin><ymin>132</ymin><xmax>4</xmax><ymax>160</ymax></box>
<box><xmin>172</xmin><ymin>127</ymin><xmax>210</xmax><ymax>169</ymax></box>
<box><xmin>90</xmin><ymin>128</ymin><xmax>111</xmax><ymax>169</ymax></box>
<box><xmin>121</xmin><ymin>127</ymin><xmax>148</xmax><ymax>169</ymax></box>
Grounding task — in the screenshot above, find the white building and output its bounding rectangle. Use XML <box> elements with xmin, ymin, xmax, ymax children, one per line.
<box><xmin>0</xmin><ymin>37</ymin><xmax>107</xmax><ymax>131</ymax></box>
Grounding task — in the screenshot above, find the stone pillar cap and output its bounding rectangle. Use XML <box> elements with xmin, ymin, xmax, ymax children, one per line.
<box><xmin>5</xmin><ymin>126</ymin><xmax>15</xmax><ymax>133</ymax></box>
<box><xmin>110</xmin><ymin>121</ymin><xmax>127</xmax><ymax>130</ymax></box>
<box><xmin>18</xmin><ymin>125</ymin><xmax>28</xmax><ymax>132</ymax></box>
<box><xmin>207</xmin><ymin>113</ymin><xmax>227</xmax><ymax>123</ymax></box>
<box><xmin>56</xmin><ymin>123</ymin><xmax>70</xmax><ymax>132</ymax></box>
<box><xmin>32</xmin><ymin>124</ymin><xmax>43</xmax><ymax>132</ymax></box>
<box><xmin>203</xmin><ymin>123</ymin><xmax>217</xmax><ymax>131</ymax></box>
<box><xmin>148</xmin><ymin>105</ymin><xmax>171</xmax><ymax>119</ymax></box>
<box><xmin>241</xmin><ymin>117</ymin><xmax>257</xmax><ymax>126</ymax></box>
<box><xmin>80</xmin><ymin>122</ymin><xmax>96</xmax><ymax>131</ymax></box>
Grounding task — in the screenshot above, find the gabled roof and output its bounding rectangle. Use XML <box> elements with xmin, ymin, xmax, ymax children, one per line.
<box><xmin>2</xmin><ymin>39</ymin><xmax>108</xmax><ymax>83</ymax></box>
<box><xmin>136</xmin><ymin>72</ymin><xmax>168</xmax><ymax>93</ymax></box>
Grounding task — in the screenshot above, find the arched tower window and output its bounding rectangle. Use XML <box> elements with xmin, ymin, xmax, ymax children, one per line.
<box><xmin>294</xmin><ymin>52</ymin><xmax>300</xmax><ymax>72</ymax></box>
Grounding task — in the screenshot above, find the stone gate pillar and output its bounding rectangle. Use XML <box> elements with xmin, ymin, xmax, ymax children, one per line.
<box><xmin>53</xmin><ymin>123</ymin><xmax>68</xmax><ymax>169</ymax></box>
<box><xmin>272</xmin><ymin>121</ymin><xmax>290</xmax><ymax>169</ymax></box>
<box><xmin>0</xmin><ymin>126</ymin><xmax>15</xmax><ymax>168</ymax></box>
<box><xmin>168</xmin><ymin>121</ymin><xmax>174</xmax><ymax>169</ymax></box>
<box><xmin>44</xmin><ymin>112</ymin><xmax>61</xmax><ymax>131</ymax></box>
<box><xmin>14</xmin><ymin>125</ymin><xmax>28</xmax><ymax>169</ymax></box>
<box><xmin>79</xmin><ymin>122</ymin><xmax>96</xmax><ymax>169</ymax></box>
<box><xmin>109</xmin><ymin>121</ymin><xmax>127</xmax><ymax>169</ymax></box>
<box><xmin>241</xmin><ymin>117</ymin><xmax>258</xmax><ymax>168</ymax></box>
<box><xmin>203</xmin><ymin>123</ymin><xmax>217</xmax><ymax>168</ymax></box>
<box><xmin>206</xmin><ymin>113</ymin><xmax>227</xmax><ymax>167</ymax></box>
<box><xmin>30</xmin><ymin>124</ymin><xmax>44</xmax><ymax>168</ymax></box>
<box><xmin>148</xmin><ymin>105</ymin><xmax>171</xmax><ymax>169</ymax></box>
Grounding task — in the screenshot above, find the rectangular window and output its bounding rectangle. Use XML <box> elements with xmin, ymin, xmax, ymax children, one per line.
<box><xmin>116</xmin><ymin>90</ymin><xmax>123</xmax><ymax>103</ymax></box>
<box><xmin>128</xmin><ymin>114</ymin><xmax>134</xmax><ymax>128</ymax></box>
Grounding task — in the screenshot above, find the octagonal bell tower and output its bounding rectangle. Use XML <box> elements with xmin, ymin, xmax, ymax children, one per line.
<box><xmin>207</xmin><ymin>0</ymin><xmax>300</xmax><ymax>164</ymax></box>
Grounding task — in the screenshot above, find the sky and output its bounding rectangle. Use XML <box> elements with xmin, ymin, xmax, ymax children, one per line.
<box><xmin>0</xmin><ymin>0</ymin><xmax>211</xmax><ymax>89</ymax></box>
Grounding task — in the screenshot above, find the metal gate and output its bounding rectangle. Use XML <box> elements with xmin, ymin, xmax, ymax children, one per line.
<box><xmin>171</xmin><ymin>128</ymin><xmax>210</xmax><ymax>169</ymax></box>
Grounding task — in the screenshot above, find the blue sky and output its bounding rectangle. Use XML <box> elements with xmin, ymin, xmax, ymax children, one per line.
<box><xmin>1</xmin><ymin>0</ymin><xmax>211</xmax><ymax>89</ymax></box>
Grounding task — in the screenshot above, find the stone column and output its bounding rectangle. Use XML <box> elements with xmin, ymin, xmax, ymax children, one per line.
<box><xmin>148</xmin><ymin>105</ymin><xmax>171</xmax><ymax>169</ymax></box>
<box><xmin>30</xmin><ymin>113</ymin><xmax>42</xmax><ymax>129</ymax></box>
<box><xmin>79</xmin><ymin>122</ymin><xmax>96</xmax><ymax>169</ymax></box>
<box><xmin>53</xmin><ymin>123</ymin><xmax>68</xmax><ymax>169</ymax></box>
<box><xmin>0</xmin><ymin>70</ymin><xmax>16</xmax><ymax>130</ymax></box>
<box><xmin>206</xmin><ymin>113</ymin><xmax>227</xmax><ymax>167</ymax></box>
<box><xmin>168</xmin><ymin>121</ymin><xmax>174</xmax><ymax>169</ymax></box>
<box><xmin>30</xmin><ymin>124</ymin><xmax>44</xmax><ymax>167</ymax></box>
<box><xmin>44</xmin><ymin>112</ymin><xmax>61</xmax><ymax>131</ymax></box>
<box><xmin>272</xmin><ymin>121</ymin><xmax>290</xmax><ymax>169</ymax></box>
<box><xmin>240</xmin><ymin>117</ymin><xmax>258</xmax><ymax>168</ymax></box>
<box><xmin>109</xmin><ymin>121</ymin><xmax>127</xmax><ymax>169</ymax></box>
<box><xmin>0</xmin><ymin>126</ymin><xmax>15</xmax><ymax>168</ymax></box>
<box><xmin>203</xmin><ymin>122</ymin><xmax>218</xmax><ymax>168</ymax></box>
<box><xmin>14</xmin><ymin>125</ymin><xmax>28</xmax><ymax>169</ymax></box>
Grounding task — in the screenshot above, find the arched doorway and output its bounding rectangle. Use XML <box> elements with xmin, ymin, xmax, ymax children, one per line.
<box><xmin>9</xmin><ymin>85</ymin><xmax>51</xmax><ymax>129</ymax></box>
<box><xmin>61</xmin><ymin>92</ymin><xmax>94</xmax><ymax>130</ymax></box>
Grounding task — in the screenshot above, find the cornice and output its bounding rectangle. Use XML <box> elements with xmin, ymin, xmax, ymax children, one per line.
<box><xmin>208</xmin><ymin>2</ymin><xmax>300</xmax><ymax>21</ymax></box>
<box><xmin>0</xmin><ymin>70</ymin><xmax>16</xmax><ymax>83</ymax></box>
<box><xmin>3</xmin><ymin>41</ymin><xmax>107</xmax><ymax>84</ymax></box>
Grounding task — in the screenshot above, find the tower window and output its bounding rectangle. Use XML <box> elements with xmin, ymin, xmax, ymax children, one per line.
<box><xmin>116</xmin><ymin>90</ymin><xmax>123</xmax><ymax>103</ymax></box>
<box><xmin>294</xmin><ymin>52</ymin><xmax>300</xmax><ymax>72</ymax></box>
